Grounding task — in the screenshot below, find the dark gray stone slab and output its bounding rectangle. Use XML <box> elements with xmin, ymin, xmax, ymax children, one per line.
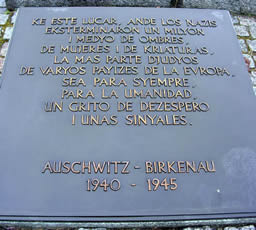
<box><xmin>1</xmin><ymin>7</ymin><xmax>256</xmax><ymax>223</ymax></box>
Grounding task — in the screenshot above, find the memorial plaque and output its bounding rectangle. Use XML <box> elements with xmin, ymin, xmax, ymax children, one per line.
<box><xmin>1</xmin><ymin>7</ymin><xmax>256</xmax><ymax>222</ymax></box>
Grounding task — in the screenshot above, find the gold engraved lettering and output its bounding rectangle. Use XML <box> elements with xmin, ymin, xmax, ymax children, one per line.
<box><xmin>177</xmin><ymin>161</ymin><xmax>185</xmax><ymax>173</ymax></box>
<box><xmin>62</xmin><ymin>161</ymin><xmax>71</xmax><ymax>173</ymax></box>
<box><xmin>121</xmin><ymin>161</ymin><xmax>130</xmax><ymax>174</ymax></box>
<box><xmin>92</xmin><ymin>162</ymin><xmax>105</xmax><ymax>173</ymax></box>
<box><xmin>42</xmin><ymin>161</ymin><xmax>53</xmax><ymax>173</ymax></box>
<box><xmin>82</xmin><ymin>161</ymin><xmax>91</xmax><ymax>174</ymax></box>
<box><xmin>71</xmin><ymin>162</ymin><xmax>81</xmax><ymax>174</ymax></box>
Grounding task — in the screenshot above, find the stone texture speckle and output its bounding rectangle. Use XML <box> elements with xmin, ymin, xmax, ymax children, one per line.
<box><xmin>247</xmin><ymin>40</ymin><xmax>256</xmax><ymax>53</ymax></box>
<box><xmin>240</xmin><ymin>0</ymin><xmax>256</xmax><ymax>15</ymax></box>
<box><xmin>0</xmin><ymin>8</ymin><xmax>6</xmax><ymax>14</ymax></box>
<box><xmin>253</xmin><ymin>87</ymin><xmax>256</xmax><ymax>95</ymax></box>
<box><xmin>6</xmin><ymin>0</ymin><xmax>172</xmax><ymax>9</ymax></box>
<box><xmin>11</xmin><ymin>11</ymin><xmax>17</xmax><ymax>24</ymax></box>
<box><xmin>233</xmin><ymin>25</ymin><xmax>249</xmax><ymax>37</ymax></box>
<box><xmin>238</xmin><ymin>16</ymin><xmax>256</xmax><ymax>26</ymax></box>
<box><xmin>243</xmin><ymin>54</ymin><xmax>255</xmax><ymax>68</ymax></box>
<box><xmin>250</xmin><ymin>25</ymin><xmax>256</xmax><ymax>39</ymax></box>
<box><xmin>224</xmin><ymin>227</ymin><xmax>239</xmax><ymax>230</ymax></box>
<box><xmin>0</xmin><ymin>0</ymin><xmax>5</xmax><ymax>7</ymax></box>
<box><xmin>231</xmin><ymin>15</ymin><xmax>239</xmax><ymax>24</ymax></box>
<box><xmin>0</xmin><ymin>42</ymin><xmax>8</xmax><ymax>56</ymax></box>
<box><xmin>3</xmin><ymin>27</ymin><xmax>13</xmax><ymax>40</ymax></box>
<box><xmin>251</xmin><ymin>76</ymin><xmax>256</xmax><ymax>86</ymax></box>
<box><xmin>0</xmin><ymin>56</ymin><xmax>4</xmax><ymax>73</ymax></box>
<box><xmin>182</xmin><ymin>0</ymin><xmax>256</xmax><ymax>15</ymax></box>
<box><xmin>0</xmin><ymin>13</ymin><xmax>9</xmax><ymax>25</ymax></box>
<box><xmin>78</xmin><ymin>228</ymin><xmax>106</xmax><ymax>230</ymax></box>
<box><xmin>240</xmin><ymin>225</ymin><xmax>256</xmax><ymax>230</ymax></box>
<box><xmin>239</xmin><ymin>39</ymin><xmax>248</xmax><ymax>52</ymax></box>
<box><xmin>183</xmin><ymin>227</ymin><xmax>214</xmax><ymax>230</ymax></box>
<box><xmin>183</xmin><ymin>0</ymin><xmax>241</xmax><ymax>13</ymax></box>
<box><xmin>251</xmin><ymin>71</ymin><xmax>256</xmax><ymax>78</ymax></box>
<box><xmin>229</xmin><ymin>13</ymin><xmax>256</xmax><ymax>77</ymax></box>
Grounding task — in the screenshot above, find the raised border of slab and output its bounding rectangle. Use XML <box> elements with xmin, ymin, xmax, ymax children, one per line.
<box><xmin>1</xmin><ymin>217</ymin><xmax>256</xmax><ymax>228</ymax></box>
